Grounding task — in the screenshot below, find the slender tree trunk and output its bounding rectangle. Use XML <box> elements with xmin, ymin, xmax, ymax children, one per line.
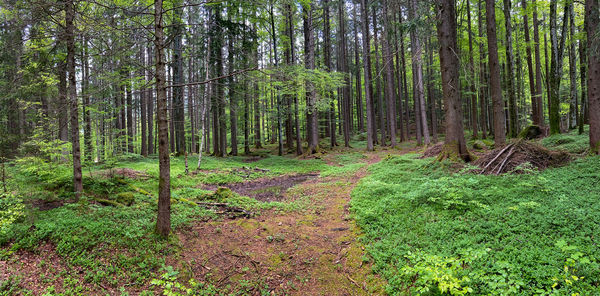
<box><xmin>549</xmin><ymin>1</ymin><xmax>569</xmax><ymax>134</ymax></box>
<box><xmin>532</xmin><ymin>0</ymin><xmax>544</xmax><ymax>127</ymax></box>
<box><xmin>409</xmin><ymin>0</ymin><xmax>430</xmax><ymax>145</ymax></box>
<box><xmin>579</xmin><ymin>33</ymin><xmax>587</xmax><ymax>134</ymax></box>
<box><xmin>126</xmin><ymin>75</ymin><xmax>134</xmax><ymax>153</ymax></box>
<box><xmin>467</xmin><ymin>0</ymin><xmax>479</xmax><ymax>139</ymax></box>
<box><xmin>324</xmin><ymin>0</ymin><xmax>337</xmax><ymax>148</ymax></box>
<box><xmin>522</xmin><ymin>0</ymin><xmax>539</xmax><ymax>126</ymax></box>
<box><xmin>353</xmin><ymin>4</ymin><xmax>364</xmax><ymax>133</ymax></box>
<box><xmin>66</xmin><ymin>0</ymin><xmax>82</xmax><ymax>199</ymax></box>
<box><xmin>568</xmin><ymin>2</ymin><xmax>577</xmax><ymax>129</ymax></box>
<box><xmin>304</xmin><ymin>2</ymin><xmax>319</xmax><ymax>153</ymax></box>
<box><xmin>503</xmin><ymin>0</ymin><xmax>518</xmax><ymax>137</ymax></box>
<box><xmin>486</xmin><ymin>0</ymin><xmax>506</xmax><ymax>146</ymax></box>
<box><xmin>155</xmin><ymin>0</ymin><xmax>171</xmax><ymax>237</ymax></box>
<box><xmin>586</xmin><ymin>0</ymin><xmax>600</xmax><ymax>153</ymax></box>
<box><xmin>360</xmin><ymin>0</ymin><xmax>375</xmax><ymax>151</ymax></box>
<box><xmin>394</xmin><ymin>10</ymin><xmax>405</xmax><ymax>142</ymax></box>
<box><xmin>382</xmin><ymin>0</ymin><xmax>397</xmax><ymax>147</ymax></box>
<box><xmin>140</xmin><ymin>44</ymin><xmax>148</xmax><ymax>156</ymax></box>
<box><xmin>172</xmin><ymin>1</ymin><xmax>185</xmax><ymax>155</ymax></box>
<box><xmin>478</xmin><ymin>0</ymin><xmax>489</xmax><ymax>139</ymax></box>
<box><xmin>229</xmin><ymin>16</ymin><xmax>238</xmax><ymax>156</ymax></box>
<box><xmin>82</xmin><ymin>38</ymin><xmax>92</xmax><ymax>161</ymax></box>
<box><xmin>338</xmin><ymin>0</ymin><xmax>351</xmax><ymax>147</ymax></box>
<box><xmin>372</xmin><ymin>7</ymin><xmax>385</xmax><ymax>145</ymax></box>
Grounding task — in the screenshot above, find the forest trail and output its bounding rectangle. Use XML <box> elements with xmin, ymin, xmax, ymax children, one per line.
<box><xmin>174</xmin><ymin>151</ymin><xmax>389</xmax><ymax>295</ymax></box>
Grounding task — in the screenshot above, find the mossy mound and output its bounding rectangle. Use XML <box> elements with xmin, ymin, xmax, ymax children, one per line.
<box><xmin>518</xmin><ymin>125</ymin><xmax>543</xmax><ymax>140</ymax></box>
<box><xmin>199</xmin><ymin>187</ymin><xmax>236</xmax><ymax>202</ymax></box>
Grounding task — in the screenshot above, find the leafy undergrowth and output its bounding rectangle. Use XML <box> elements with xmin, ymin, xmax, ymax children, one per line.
<box><xmin>0</xmin><ymin>152</ymin><xmax>343</xmax><ymax>294</ymax></box>
<box><xmin>541</xmin><ymin>127</ymin><xmax>589</xmax><ymax>154</ymax></box>
<box><xmin>351</xmin><ymin>153</ymin><xmax>600</xmax><ymax>295</ymax></box>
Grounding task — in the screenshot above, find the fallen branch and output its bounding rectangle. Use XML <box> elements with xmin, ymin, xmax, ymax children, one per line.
<box><xmin>496</xmin><ymin>146</ymin><xmax>516</xmax><ymax>175</ymax></box>
<box><xmin>481</xmin><ymin>143</ymin><xmax>514</xmax><ymax>172</ymax></box>
<box><xmin>196</xmin><ymin>201</ymin><xmax>253</xmax><ymax>218</ymax></box>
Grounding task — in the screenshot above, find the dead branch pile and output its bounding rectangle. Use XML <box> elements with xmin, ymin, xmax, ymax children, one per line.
<box><xmin>474</xmin><ymin>140</ymin><xmax>571</xmax><ymax>175</ymax></box>
<box><xmin>421</xmin><ymin>143</ymin><xmax>444</xmax><ymax>158</ymax></box>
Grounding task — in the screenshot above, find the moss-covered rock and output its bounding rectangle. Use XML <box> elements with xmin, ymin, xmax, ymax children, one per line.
<box><xmin>200</xmin><ymin>187</ymin><xmax>236</xmax><ymax>202</ymax></box>
<box><xmin>518</xmin><ymin>125</ymin><xmax>543</xmax><ymax>140</ymax></box>
<box><xmin>115</xmin><ymin>192</ymin><xmax>134</xmax><ymax>206</ymax></box>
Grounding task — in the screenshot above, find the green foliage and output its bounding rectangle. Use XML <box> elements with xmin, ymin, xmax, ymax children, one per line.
<box><xmin>0</xmin><ymin>192</ymin><xmax>24</xmax><ymax>236</ymax></box>
<box><xmin>541</xmin><ymin>127</ymin><xmax>589</xmax><ymax>154</ymax></box>
<box><xmin>151</xmin><ymin>266</ymin><xmax>218</xmax><ymax>296</ymax></box>
<box><xmin>351</xmin><ymin>154</ymin><xmax>600</xmax><ymax>295</ymax></box>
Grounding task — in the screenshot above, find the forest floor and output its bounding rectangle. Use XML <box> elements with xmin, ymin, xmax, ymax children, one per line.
<box><xmin>2</xmin><ymin>129</ymin><xmax>599</xmax><ymax>295</ymax></box>
<box><xmin>0</xmin><ymin>137</ymin><xmax>413</xmax><ymax>295</ymax></box>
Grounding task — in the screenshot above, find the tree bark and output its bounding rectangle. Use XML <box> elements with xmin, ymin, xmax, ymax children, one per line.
<box><xmin>155</xmin><ymin>0</ymin><xmax>171</xmax><ymax>237</ymax></box>
<box><xmin>486</xmin><ymin>0</ymin><xmax>506</xmax><ymax>146</ymax></box>
<box><xmin>436</xmin><ymin>0</ymin><xmax>470</xmax><ymax>161</ymax></box>
<box><xmin>338</xmin><ymin>0</ymin><xmax>351</xmax><ymax>147</ymax></box>
<box><xmin>372</xmin><ymin>6</ymin><xmax>385</xmax><ymax>145</ymax></box>
<box><xmin>467</xmin><ymin>0</ymin><xmax>479</xmax><ymax>139</ymax></box>
<box><xmin>353</xmin><ymin>4</ymin><xmax>364</xmax><ymax>133</ymax></box>
<box><xmin>304</xmin><ymin>2</ymin><xmax>319</xmax><ymax>153</ymax></box>
<box><xmin>409</xmin><ymin>0</ymin><xmax>430</xmax><ymax>145</ymax></box>
<box><xmin>532</xmin><ymin>0</ymin><xmax>544</xmax><ymax>127</ymax></box>
<box><xmin>586</xmin><ymin>0</ymin><xmax>600</xmax><ymax>153</ymax></box>
<box><xmin>66</xmin><ymin>0</ymin><xmax>82</xmax><ymax>199</ymax></box>
<box><xmin>522</xmin><ymin>0</ymin><xmax>539</xmax><ymax>126</ymax></box>
<box><xmin>478</xmin><ymin>0</ymin><xmax>489</xmax><ymax>138</ymax></box>
<box><xmin>503</xmin><ymin>0</ymin><xmax>518</xmax><ymax>137</ymax></box>
<box><xmin>568</xmin><ymin>1</ymin><xmax>578</xmax><ymax>129</ymax></box>
<box><xmin>382</xmin><ymin>0</ymin><xmax>397</xmax><ymax>147</ymax></box>
<box><xmin>359</xmin><ymin>0</ymin><xmax>375</xmax><ymax>151</ymax></box>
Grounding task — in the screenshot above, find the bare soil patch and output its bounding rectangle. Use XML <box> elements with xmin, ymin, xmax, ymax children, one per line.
<box><xmin>421</xmin><ymin>143</ymin><xmax>444</xmax><ymax>158</ymax></box>
<box><xmin>202</xmin><ymin>173</ymin><xmax>318</xmax><ymax>202</ymax></box>
<box><xmin>27</xmin><ymin>199</ymin><xmax>64</xmax><ymax>211</ymax></box>
<box><xmin>175</xmin><ymin>153</ymin><xmax>386</xmax><ymax>295</ymax></box>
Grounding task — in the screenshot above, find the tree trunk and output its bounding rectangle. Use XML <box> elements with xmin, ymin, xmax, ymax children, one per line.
<box><xmin>568</xmin><ymin>2</ymin><xmax>577</xmax><ymax>129</ymax></box>
<box><xmin>436</xmin><ymin>0</ymin><xmax>470</xmax><ymax>161</ymax></box>
<box><xmin>503</xmin><ymin>0</ymin><xmax>518</xmax><ymax>137</ymax></box>
<box><xmin>353</xmin><ymin>4</ymin><xmax>364</xmax><ymax>133</ymax></box>
<box><xmin>155</xmin><ymin>0</ymin><xmax>171</xmax><ymax>237</ymax></box>
<box><xmin>532</xmin><ymin>0</ymin><xmax>544</xmax><ymax>127</ymax></box>
<box><xmin>172</xmin><ymin>1</ymin><xmax>185</xmax><ymax>155</ymax></box>
<box><xmin>324</xmin><ymin>0</ymin><xmax>337</xmax><ymax>148</ymax></box>
<box><xmin>382</xmin><ymin>0</ymin><xmax>397</xmax><ymax>147</ymax></box>
<box><xmin>304</xmin><ymin>3</ymin><xmax>319</xmax><ymax>153</ymax></box>
<box><xmin>586</xmin><ymin>0</ymin><xmax>600</xmax><ymax>153</ymax></box>
<box><xmin>486</xmin><ymin>0</ymin><xmax>506</xmax><ymax>146</ymax></box>
<box><xmin>467</xmin><ymin>0</ymin><xmax>479</xmax><ymax>139</ymax></box>
<box><xmin>579</xmin><ymin>31</ymin><xmax>587</xmax><ymax>134</ymax></box>
<box><xmin>372</xmin><ymin>7</ymin><xmax>385</xmax><ymax>145</ymax></box>
<box><xmin>359</xmin><ymin>0</ymin><xmax>375</xmax><ymax>151</ymax></box>
<box><xmin>478</xmin><ymin>0</ymin><xmax>489</xmax><ymax>138</ymax></box>
<box><xmin>409</xmin><ymin>0</ymin><xmax>430</xmax><ymax>145</ymax></box>
<box><xmin>338</xmin><ymin>0</ymin><xmax>351</xmax><ymax>147</ymax></box>
<box><xmin>82</xmin><ymin>38</ymin><xmax>93</xmax><ymax>161</ymax></box>
<box><xmin>66</xmin><ymin>0</ymin><xmax>82</xmax><ymax>199</ymax></box>
<box><xmin>127</xmin><ymin>74</ymin><xmax>134</xmax><ymax>153</ymax></box>
<box><xmin>549</xmin><ymin>1</ymin><xmax>569</xmax><ymax>134</ymax></box>
<box><xmin>522</xmin><ymin>0</ymin><xmax>539</xmax><ymax>126</ymax></box>
<box><xmin>140</xmin><ymin>44</ymin><xmax>148</xmax><ymax>157</ymax></box>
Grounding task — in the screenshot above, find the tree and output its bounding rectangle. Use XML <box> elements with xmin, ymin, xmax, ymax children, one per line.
<box><xmin>486</xmin><ymin>0</ymin><xmax>506</xmax><ymax>146</ymax></box>
<box><xmin>359</xmin><ymin>0</ymin><xmax>374</xmax><ymax>151</ymax></box>
<box><xmin>548</xmin><ymin>0</ymin><xmax>568</xmax><ymax>134</ymax></box>
<box><xmin>503</xmin><ymin>0</ymin><xmax>518</xmax><ymax>137</ymax></box>
<box><xmin>66</xmin><ymin>0</ymin><xmax>82</xmax><ymax>199</ymax></box>
<box><xmin>408</xmin><ymin>0</ymin><xmax>430</xmax><ymax>146</ymax></box>
<box><xmin>154</xmin><ymin>0</ymin><xmax>171</xmax><ymax>237</ymax></box>
<box><xmin>304</xmin><ymin>2</ymin><xmax>319</xmax><ymax>153</ymax></box>
<box><xmin>586</xmin><ymin>0</ymin><xmax>600</xmax><ymax>154</ymax></box>
<box><xmin>436</xmin><ymin>0</ymin><xmax>470</xmax><ymax>161</ymax></box>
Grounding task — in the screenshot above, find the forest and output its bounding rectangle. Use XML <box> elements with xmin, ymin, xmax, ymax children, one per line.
<box><xmin>1</xmin><ymin>0</ymin><xmax>600</xmax><ymax>294</ymax></box>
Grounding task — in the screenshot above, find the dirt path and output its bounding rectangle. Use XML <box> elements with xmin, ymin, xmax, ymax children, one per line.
<box><xmin>174</xmin><ymin>152</ymin><xmax>387</xmax><ymax>295</ymax></box>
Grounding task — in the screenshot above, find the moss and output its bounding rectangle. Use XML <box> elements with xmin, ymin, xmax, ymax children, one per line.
<box><xmin>518</xmin><ymin>125</ymin><xmax>543</xmax><ymax>139</ymax></box>
<box><xmin>93</xmin><ymin>198</ymin><xmax>124</xmax><ymax>207</ymax></box>
<box><xmin>115</xmin><ymin>192</ymin><xmax>134</xmax><ymax>206</ymax></box>
<box><xmin>199</xmin><ymin>187</ymin><xmax>236</xmax><ymax>202</ymax></box>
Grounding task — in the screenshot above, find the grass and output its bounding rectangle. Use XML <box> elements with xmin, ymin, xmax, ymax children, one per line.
<box><xmin>350</xmin><ymin>153</ymin><xmax>600</xmax><ymax>295</ymax></box>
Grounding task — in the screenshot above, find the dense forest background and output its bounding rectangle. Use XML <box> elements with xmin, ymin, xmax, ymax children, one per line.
<box><xmin>2</xmin><ymin>0</ymin><xmax>600</xmax><ymax>294</ymax></box>
<box><xmin>2</xmin><ymin>0</ymin><xmax>598</xmax><ymax>162</ymax></box>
